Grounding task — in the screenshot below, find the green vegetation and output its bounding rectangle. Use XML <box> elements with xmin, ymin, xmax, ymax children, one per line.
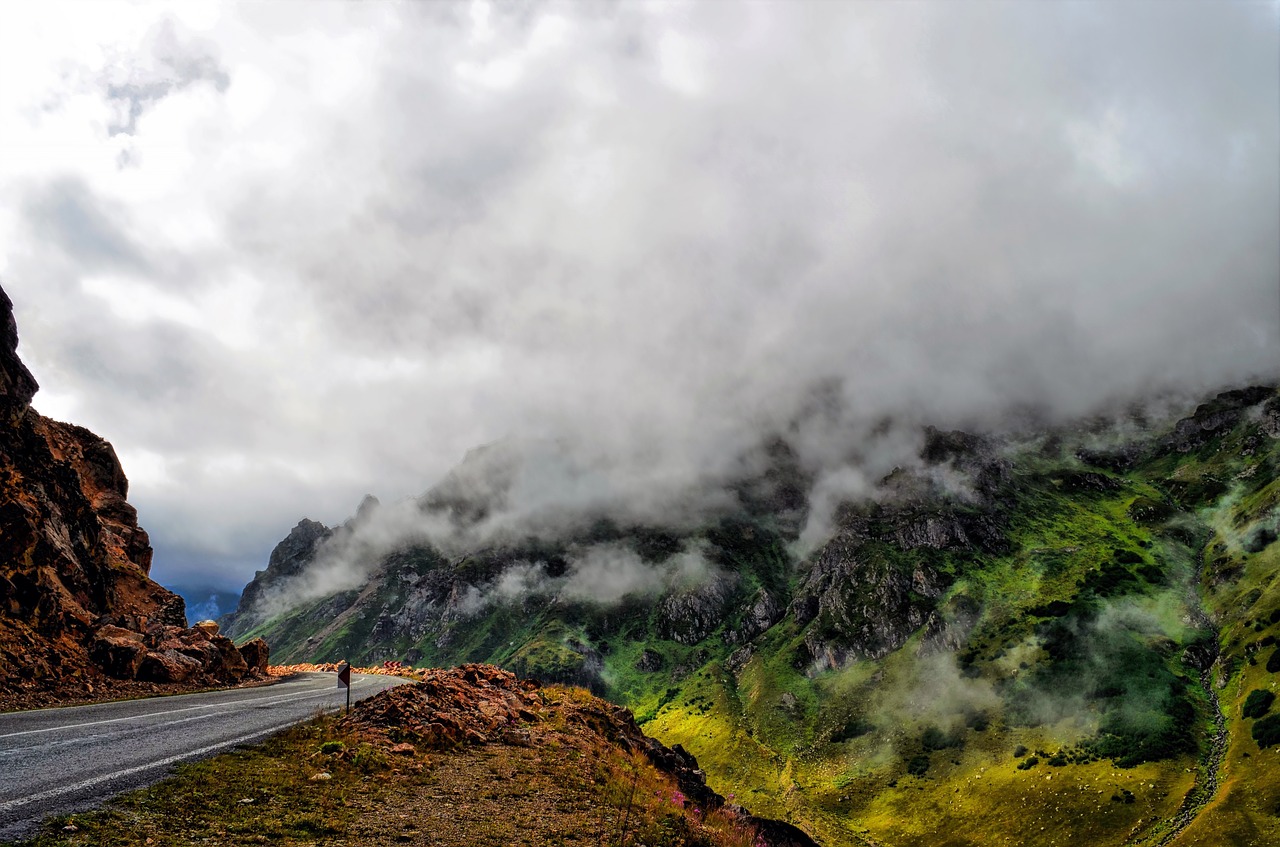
<box><xmin>235</xmin><ymin>387</ymin><xmax>1280</xmax><ymax>846</ymax></box>
<box><xmin>1243</xmin><ymin>689</ymin><xmax>1275</xmax><ymax>720</ymax></box>
<box><xmin>1252</xmin><ymin>714</ymin><xmax>1280</xmax><ymax>749</ymax></box>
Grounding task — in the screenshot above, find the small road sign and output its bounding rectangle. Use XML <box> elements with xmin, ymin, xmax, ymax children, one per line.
<box><xmin>336</xmin><ymin>661</ymin><xmax>352</xmax><ymax>713</ymax></box>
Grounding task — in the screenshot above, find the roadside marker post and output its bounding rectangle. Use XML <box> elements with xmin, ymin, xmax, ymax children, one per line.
<box><xmin>337</xmin><ymin>661</ymin><xmax>351</xmax><ymax>714</ymax></box>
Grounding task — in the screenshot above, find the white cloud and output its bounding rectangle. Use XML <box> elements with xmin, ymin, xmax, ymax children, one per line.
<box><xmin>0</xmin><ymin>0</ymin><xmax>1275</xmax><ymax>592</ymax></box>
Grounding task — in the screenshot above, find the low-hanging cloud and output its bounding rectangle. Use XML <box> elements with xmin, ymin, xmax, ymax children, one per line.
<box><xmin>0</xmin><ymin>1</ymin><xmax>1275</xmax><ymax>589</ymax></box>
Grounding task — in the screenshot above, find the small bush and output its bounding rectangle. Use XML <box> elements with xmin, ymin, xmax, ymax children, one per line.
<box><xmin>920</xmin><ymin>726</ymin><xmax>963</xmax><ymax>751</ymax></box>
<box><xmin>1017</xmin><ymin>757</ymin><xmax>1039</xmax><ymax>770</ymax></box>
<box><xmin>906</xmin><ymin>755</ymin><xmax>931</xmax><ymax>777</ymax></box>
<box><xmin>1243</xmin><ymin>689</ymin><xmax>1276</xmax><ymax>720</ymax></box>
<box><xmin>318</xmin><ymin>741</ymin><xmax>345</xmax><ymax>755</ymax></box>
<box><xmin>1267</xmin><ymin>650</ymin><xmax>1280</xmax><ymax>674</ymax></box>
<box><xmin>1253</xmin><ymin>714</ymin><xmax>1280</xmax><ymax>749</ymax></box>
<box><xmin>832</xmin><ymin>717</ymin><xmax>875</xmax><ymax>743</ymax></box>
<box><xmin>1013</xmin><ymin>745</ymin><xmax>1028</xmax><ymax>758</ymax></box>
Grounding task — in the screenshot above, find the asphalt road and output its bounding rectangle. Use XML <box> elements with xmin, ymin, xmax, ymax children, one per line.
<box><xmin>0</xmin><ymin>672</ymin><xmax>408</xmax><ymax>843</ymax></box>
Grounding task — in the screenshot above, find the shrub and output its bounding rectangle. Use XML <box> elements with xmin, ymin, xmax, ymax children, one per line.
<box><xmin>1017</xmin><ymin>757</ymin><xmax>1039</xmax><ymax>770</ymax></box>
<box><xmin>1243</xmin><ymin>689</ymin><xmax>1276</xmax><ymax>720</ymax></box>
<box><xmin>1267</xmin><ymin>650</ymin><xmax>1280</xmax><ymax>674</ymax></box>
<box><xmin>832</xmin><ymin>717</ymin><xmax>875</xmax><ymax>743</ymax></box>
<box><xmin>920</xmin><ymin>726</ymin><xmax>963</xmax><ymax>751</ymax></box>
<box><xmin>318</xmin><ymin>741</ymin><xmax>345</xmax><ymax>755</ymax></box>
<box><xmin>1013</xmin><ymin>745</ymin><xmax>1028</xmax><ymax>758</ymax></box>
<box><xmin>906</xmin><ymin>754</ymin><xmax>931</xmax><ymax>777</ymax></box>
<box><xmin>1253</xmin><ymin>714</ymin><xmax>1280</xmax><ymax>749</ymax></box>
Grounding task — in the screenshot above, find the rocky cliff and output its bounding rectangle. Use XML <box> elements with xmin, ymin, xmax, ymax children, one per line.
<box><xmin>0</xmin><ymin>285</ymin><xmax>267</xmax><ymax>706</ymax></box>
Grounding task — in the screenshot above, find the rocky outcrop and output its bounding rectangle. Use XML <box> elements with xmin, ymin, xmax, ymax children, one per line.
<box><xmin>1161</xmin><ymin>386</ymin><xmax>1275</xmax><ymax>454</ymax></box>
<box><xmin>0</xmin><ymin>284</ymin><xmax>264</xmax><ymax>698</ymax></box>
<box><xmin>791</xmin><ymin>531</ymin><xmax>949</xmax><ymax>669</ymax></box>
<box><xmin>338</xmin><ymin>664</ymin><xmax>818</xmax><ymax>847</ymax></box>
<box><xmin>726</xmin><ymin>589</ymin><xmax>784</xmax><ymax>645</ymax></box>
<box><xmin>655</xmin><ymin>572</ymin><xmax>741</xmax><ymax>645</ymax></box>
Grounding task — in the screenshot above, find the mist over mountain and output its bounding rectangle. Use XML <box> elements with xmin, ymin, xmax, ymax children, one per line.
<box><xmin>226</xmin><ymin>382</ymin><xmax>1280</xmax><ymax>845</ymax></box>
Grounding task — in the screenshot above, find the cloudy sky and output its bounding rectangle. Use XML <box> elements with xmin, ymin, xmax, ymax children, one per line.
<box><xmin>1</xmin><ymin>1</ymin><xmax>1276</xmax><ymax>594</ymax></box>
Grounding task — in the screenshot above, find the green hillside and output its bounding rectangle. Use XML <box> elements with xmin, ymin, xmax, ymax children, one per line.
<box><xmin>227</xmin><ymin>387</ymin><xmax>1280</xmax><ymax>846</ymax></box>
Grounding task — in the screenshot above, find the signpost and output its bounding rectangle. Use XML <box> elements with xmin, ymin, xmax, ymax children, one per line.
<box><xmin>337</xmin><ymin>661</ymin><xmax>351</xmax><ymax>714</ymax></box>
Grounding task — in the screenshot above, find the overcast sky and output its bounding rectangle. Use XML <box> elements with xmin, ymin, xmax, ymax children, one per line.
<box><xmin>1</xmin><ymin>1</ymin><xmax>1276</xmax><ymax>593</ymax></box>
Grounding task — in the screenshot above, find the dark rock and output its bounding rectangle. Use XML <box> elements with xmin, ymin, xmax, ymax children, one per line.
<box><xmin>1161</xmin><ymin>387</ymin><xmax>1275</xmax><ymax>453</ymax></box>
<box><xmin>1076</xmin><ymin>445</ymin><xmax>1143</xmax><ymax>472</ymax></box>
<box><xmin>1262</xmin><ymin>397</ymin><xmax>1280</xmax><ymax>438</ymax></box>
<box><xmin>790</xmin><ymin>531</ymin><xmax>949</xmax><ymax>668</ymax></box>
<box><xmin>209</xmin><ymin>635</ymin><xmax>249</xmax><ymax>679</ymax></box>
<box><xmin>727</xmin><ymin>589</ymin><xmax>783</xmax><ymax>644</ymax></box>
<box><xmin>1245</xmin><ymin>527</ymin><xmax>1277</xmax><ymax>554</ymax></box>
<box><xmin>0</xmin><ymin>287</ymin><xmax>38</xmax><ymax>412</ymax></box>
<box><xmin>918</xmin><ymin>594</ymin><xmax>980</xmax><ymax>655</ymax></box>
<box><xmin>1052</xmin><ymin>470</ymin><xmax>1122</xmax><ymax>494</ymax></box>
<box><xmin>727</xmin><ymin>644</ymin><xmax>755</xmax><ymax>674</ymax></box>
<box><xmin>635</xmin><ymin>648</ymin><xmax>664</xmax><ymax>672</ymax></box>
<box><xmin>655</xmin><ymin>573</ymin><xmax>741</xmax><ymax>645</ymax></box>
<box><xmin>91</xmin><ymin>635</ymin><xmax>147</xmax><ymax>679</ymax></box>
<box><xmin>238</xmin><ymin>637</ymin><xmax>270</xmax><ymax>674</ymax></box>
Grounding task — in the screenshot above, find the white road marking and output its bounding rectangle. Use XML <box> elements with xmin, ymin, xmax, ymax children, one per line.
<box><xmin>0</xmin><ymin>677</ymin><xmax>359</xmax><ymax>741</ymax></box>
<box><xmin>0</xmin><ymin>717</ymin><xmax>306</xmax><ymax>812</ymax></box>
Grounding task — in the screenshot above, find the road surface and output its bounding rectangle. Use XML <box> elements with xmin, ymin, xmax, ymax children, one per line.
<box><xmin>0</xmin><ymin>672</ymin><xmax>408</xmax><ymax>842</ymax></box>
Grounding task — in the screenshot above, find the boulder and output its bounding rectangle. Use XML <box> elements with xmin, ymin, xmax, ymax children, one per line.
<box><xmin>194</xmin><ymin>619</ymin><xmax>220</xmax><ymax>636</ymax></box>
<box><xmin>238</xmin><ymin>637</ymin><xmax>270</xmax><ymax>674</ymax></box>
<box><xmin>91</xmin><ymin>635</ymin><xmax>147</xmax><ymax>679</ymax></box>
<box><xmin>137</xmin><ymin>649</ymin><xmax>203</xmax><ymax>683</ymax></box>
<box><xmin>176</xmin><ymin>641</ymin><xmax>221</xmax><ymax>668</ymax></box>
<box><xmin>209</xmin><ymin>635</ymin><xmax>249</xmax><ymax>679</ymax></box>
<box><xmin>94</xmin><ymin>624</ymin><xmax>144</xmax><ymax>644</ymax></box>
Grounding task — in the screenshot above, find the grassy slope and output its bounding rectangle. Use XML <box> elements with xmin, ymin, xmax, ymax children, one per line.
<box><xmin>237</xmin><ymin>396</ymin><xmax>1280</xmax><ymax>846</ymax></box>
<box><xmin>628</xmin><ymin>409</ymin><xmax>1280</xmax><ymax>847</ymax></box>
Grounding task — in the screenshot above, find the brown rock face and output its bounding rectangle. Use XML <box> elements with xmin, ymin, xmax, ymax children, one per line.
<box><xmin>238</xmin><ymin>637</ymin><xmax>270</xmax><ymax>674</ymax></box>
<box><xmin>0</xmin><ymin>284</ymin><xmax>267</xmax><ymax>696</ymax></box>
